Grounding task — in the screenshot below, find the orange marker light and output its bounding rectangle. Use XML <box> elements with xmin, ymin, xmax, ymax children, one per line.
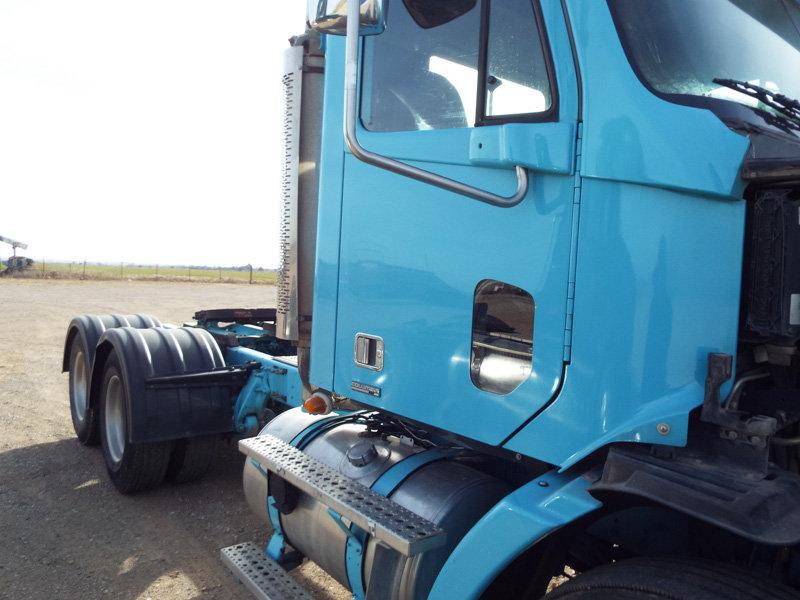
<box><xmin>303</xmin><ymin>392</ymin><xmax>332</xmax><ymax>415</ymax></box>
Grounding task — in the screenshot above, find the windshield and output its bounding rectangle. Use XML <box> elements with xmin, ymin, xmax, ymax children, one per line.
<box><xmin>608</xmin><ymin>0</ymin><xmax>800</xmax><ymax>119</ymax></box>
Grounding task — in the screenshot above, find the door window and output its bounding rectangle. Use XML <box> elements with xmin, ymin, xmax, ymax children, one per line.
<box><xmin>471</xmin><ymin>280</ymin><xmax>534</xmax><ymax>395</ymax></box>
<box><xmin>361</xmin><ymin>0</ymin><xmax>555</xmax><ymax>132</ymax></box>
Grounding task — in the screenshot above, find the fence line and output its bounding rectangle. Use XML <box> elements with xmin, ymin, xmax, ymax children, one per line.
<box><xmin>6</xmin><ymin>260</ymin><xmax>273</xmax><ymax>285</ymax></box>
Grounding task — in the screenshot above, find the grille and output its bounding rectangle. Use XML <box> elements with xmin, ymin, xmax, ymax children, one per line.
<box><xmin>743</xmin><ymin>187</ymin><xmax>800</xmax><ymax>339</ymax></box>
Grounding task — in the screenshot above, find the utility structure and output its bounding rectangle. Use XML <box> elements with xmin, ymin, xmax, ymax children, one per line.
<box><xmin>0</xmin><ymin>235</ymin><xmax>27</xmax><ymax>257</ymax></box>
<box><xmin>0</xmin><ymin>235</ymin><xmax>32</xmax><ymax>273</ymax></box>
<box><xmin>60</xmin><ymin>1</ymin><xmax>800</xmax><ymax>599</ymax></box>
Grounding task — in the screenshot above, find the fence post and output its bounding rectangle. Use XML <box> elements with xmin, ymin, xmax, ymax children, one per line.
<box><xmin>219</xmin><ymin>267</ymin><xmax>222</xmax><ymax>281</ymax></box>
<box><xmin>83</xmin><ymin>260</ymin><xmax>87</xmax><ymax>278</ymax></box>
<box><xmin>41</xmin><ymin>258</ymin><xmax>45</xmax><ymax>274</ymax></box>
<box><xmin>249</xmin><ymin>265</ymin><xmax>253</xmax><ymax>285</ymax></box>
<box><xmin>120</xmin><ymin>262</ymin><xmax>124</xmax><ymax>279</ymax></box>
<box><xmin>188</xmin><ymin>268</ymin><xmax>192</xmax><ymax>280</ymax></box>
<box><xmin>155</xmin><ymin>264</ymin><xmax>159</xmax><ymax>278</ymax></box>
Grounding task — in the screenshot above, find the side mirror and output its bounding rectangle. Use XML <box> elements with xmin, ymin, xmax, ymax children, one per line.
<box><xmin>307</xmin><ymin>0</ymin><xmax>386</xmax><ymax>36</ymax></box>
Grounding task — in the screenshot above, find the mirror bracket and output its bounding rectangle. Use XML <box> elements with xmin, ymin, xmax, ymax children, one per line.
<box><xmin>310</xmin><ymin>0</ymin><xmax>386</xmax><ymax>36</ymax></box>
<box><xmin>469</xmin><ymin>123</ymin><xmax>576</xmax><ymax>175</ymax></box>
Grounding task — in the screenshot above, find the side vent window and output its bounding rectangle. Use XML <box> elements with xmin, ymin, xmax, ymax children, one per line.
<box><xmin>484</xmin><ymin>0</ymin><xmax>553</xmax><ymax>118</ymax></box>
<box><xmin>470</xmin><ymin>280</ymin><xmax>534</xmax><ymax>394</ymax></box>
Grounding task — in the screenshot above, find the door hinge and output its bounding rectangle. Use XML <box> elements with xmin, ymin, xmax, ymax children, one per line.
<box><xmin>564</xmin><ymin>123</ymin><xmax>583</xmax><ymax>362</ymax></box>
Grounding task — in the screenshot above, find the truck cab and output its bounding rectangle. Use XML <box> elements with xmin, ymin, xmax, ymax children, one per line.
<box><xmin>297</xmin><ymin>0</ymin><xmax>800</xmax><ymax>466</ymax></box>
<box><xmin>251</xmin><ymin>1</ymin><xmax>800</xmax><ymax>596</ymax></box>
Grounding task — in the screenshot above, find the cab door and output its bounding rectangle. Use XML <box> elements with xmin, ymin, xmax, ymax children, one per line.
<box><xmin>333</xmin><ymin>0</ymin><xmax>580</xmax><ymax>445</ymax></box>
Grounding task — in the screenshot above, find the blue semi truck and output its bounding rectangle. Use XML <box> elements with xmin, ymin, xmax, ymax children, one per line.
<box><xmin>63</xmin><ymin>1</ymin><xmax>800</xmax><ymax>598</ymax></box>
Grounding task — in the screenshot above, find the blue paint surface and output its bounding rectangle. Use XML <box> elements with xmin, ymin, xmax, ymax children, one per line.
<box><xmin>507</xmin><ymin>179</ymin><xmax>746</xmax><ymax>466</ymax></box>
<box><xmin>310</xmin><ymin>34</ymin><xmax>347</xmax><ymax>391</ymax></box>
<box><xmin>309</xmin><ymin>1</ymin><xmax>751</xmax><ymax>466</ymax></box>
<box><xmin>504</xmin><ymin>1</ymin><xmax>750</xmax><ymax>467</ymax></box>
<box><xmin>203</xmin><ymin>322</ymin><xmax>265</xmax><ymax>340</ymax></box>
<box><xmin>564</xmin><ymin>0</ymin><xmax>750</xmax><ymax>198</ymax></box>
<box><xmin>319</xmin><ymin>1</ymin><xmax>581</xmax><ymax>445</ymax></box>
<box><xmin>469</xmin><ymin>122</ymin><xmax>575</xmax><ymax>173</ymax></box>
<box><xmin>226</xmin><ymin>346</ymin><xmax>304</xmax><ymax>433</ymax></box>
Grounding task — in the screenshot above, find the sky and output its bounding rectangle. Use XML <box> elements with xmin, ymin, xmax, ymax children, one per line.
<box><xmin>0</xmin><ymin>0</ymin><xmax>307</xmax><ymax>268</ymax></box>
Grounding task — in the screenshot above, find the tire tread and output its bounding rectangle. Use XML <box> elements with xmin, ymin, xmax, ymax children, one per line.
<box><xmin>166</xmin><ymin>436</ymin><xmax>217</xmax><ymax>484</ymax></box>
<box><xmin>68</xmin><ymin>336</ymin><xmax>99</xmax><ymax>446</ymax></box>
<box><xmin>99</xmin><ymin>354</ymin><xmax>171</xmax><ymax>494</ymax></box>
<box><xmin>547</xmin><ymin>557</ymin><xmax>800</xmax><ymax>600</ymax></box>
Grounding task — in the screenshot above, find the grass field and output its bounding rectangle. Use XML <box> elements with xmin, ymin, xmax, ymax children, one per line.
<box><xmin>4</xmin><ymin>261</ymin><xmax>277</xmax><ymax>284</ymax></box>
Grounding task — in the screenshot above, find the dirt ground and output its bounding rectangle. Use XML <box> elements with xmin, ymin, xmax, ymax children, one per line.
<box><xmin>0</xmin><ymin>279</ymin><xmax>347</xmax><ymax>600</ymax></box>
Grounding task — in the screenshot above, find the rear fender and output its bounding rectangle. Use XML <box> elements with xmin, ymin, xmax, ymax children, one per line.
<box><xmin>88</xmin><ymin>326</ymin><xmax>236</xmax><ymax>443</ymax></box>
<box><xmin>62</xmin><ymin>313</ymin><xmax>161</xmax><ymax>372</ymax></box>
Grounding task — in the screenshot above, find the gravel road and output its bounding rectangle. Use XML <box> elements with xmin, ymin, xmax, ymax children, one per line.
<box><xmin>0</xmin><ymin>279</ymin><xmax>346</xmax><ymax>600</ymax></box>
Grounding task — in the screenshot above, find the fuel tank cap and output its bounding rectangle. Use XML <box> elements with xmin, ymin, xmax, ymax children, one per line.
<box><xmin>346</xmin><ymin>440</ymin><xmax>379</xmax><ymax>467</ymax></box>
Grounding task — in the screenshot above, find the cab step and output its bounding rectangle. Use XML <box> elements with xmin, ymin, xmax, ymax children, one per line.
<box><xmin>220</xmin><ymin>541</ymin><xmax>313</xmax><ymax>600</ymax></box>
<box><xmin>238</xmin><ymin>434</ymin><xmax>447</xmax><ymax>556</ymax></box>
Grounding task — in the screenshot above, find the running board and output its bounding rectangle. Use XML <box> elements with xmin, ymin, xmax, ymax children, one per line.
<box><xmin>239</xmin><ymin>434</ymin><xmax>447</xmax><ymax>556</ymax></box>
<box><xmin>220</xmin><ymin>542</ymin><xmax>313</xmax><ymax>600</ymax></box>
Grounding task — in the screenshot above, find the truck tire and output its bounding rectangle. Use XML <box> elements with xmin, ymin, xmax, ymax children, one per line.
<box><xmin>68</xmin><ymin>335</ymin><xmax>98</xmax><ymax>445</ymax></box>
<box><xmin>99</xmin><ymin>352</ymin><xmax>172</xmax><ymax>494</ymax></box>
<box><xmin>545</xmin><ymin>557</ymin><xmax>800</xmax><ymax>600</ymax></box>
<box><xmin>166</xmin><ymin>435</ymin><xmax>218</xmax><ymax>484</ymax></box>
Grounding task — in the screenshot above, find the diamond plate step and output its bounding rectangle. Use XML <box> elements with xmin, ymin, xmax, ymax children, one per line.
<box><xmin>221</xmin><ymin>542</ymin><xmax>313</xmax><ymax>600</ymax></box>
<box><xmin>239</xmin><ymin>434</ymin><xmax>446</xmax><ymax>556</ymax></box>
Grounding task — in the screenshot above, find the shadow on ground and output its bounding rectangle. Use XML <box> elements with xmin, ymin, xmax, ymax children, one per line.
<box><xmin>0</xmin><ymin>437</ymin><xmax>263</xmax><ymax>599</ymax></box>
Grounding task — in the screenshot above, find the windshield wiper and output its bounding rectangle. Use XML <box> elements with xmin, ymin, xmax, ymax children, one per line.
<box><xmin>713</xmin><ymin>78</ymin><xmax>800</xmax><ymax>126</ymax></box>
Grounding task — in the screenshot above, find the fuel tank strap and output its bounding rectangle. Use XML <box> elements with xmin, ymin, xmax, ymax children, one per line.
<box><xmin>372</xmin><ymin>448</ymin><xmax>450</xmax><ymax>496</ymax></box>
<box><xmin>265</xmin><ymin>413</ymin><xmax>362</xmax><ymax>561</ymax></box>
<box><xmin>291</xmin><ymin>413</ymin><xmax>363</xmax><ymax>449</ymax></box>
<box><xmin>345</xmin><ymin>448</ymin><xmax>451</xmax><ymax>599</ymax></box>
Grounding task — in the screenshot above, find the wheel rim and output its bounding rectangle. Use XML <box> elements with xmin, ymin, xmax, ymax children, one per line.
<box><xmin>104</xmin><ymin>375</ymin><xmax>126</xmax><ymax>466</ymax></box>
<box><xmin>71</xmin><ymin>349</ymin><xmax>88</xmax><ymax>423</ymax></box>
